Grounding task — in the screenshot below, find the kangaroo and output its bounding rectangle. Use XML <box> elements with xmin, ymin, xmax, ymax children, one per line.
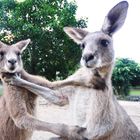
<box><xmin>0</xmin><ymin>39</ymin><xmax>86</xmax><ymax>140</ymax></box>
<box><xmin>5</xmin><ymin>1</ymin><xmax>140</xmax><ymax>140</ymax></box>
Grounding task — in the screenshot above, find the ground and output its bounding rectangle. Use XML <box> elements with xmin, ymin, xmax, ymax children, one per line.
<box><xmin>32</xmin><ymin>98</ymin><xmax>140</xmax><ymax>140</ymax></box>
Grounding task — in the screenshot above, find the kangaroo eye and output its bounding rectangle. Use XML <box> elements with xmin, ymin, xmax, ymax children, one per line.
<box><xmin>100</xmin><ymin>39</ymin><xmax>110</xmax><ymax>47</ymax></box>
<box><xmin>0</xmin><ymin>51</ymin><xmax>4</xmax><ymax>57</ymax></box>
<box><xmin>0</xmin><ymin>51</ymin><xmax>5</xmax><ymax>60</ymax></box>
<box><xmin>80</xmin><ymin>43</ymin><xmax>85</xmax><ymax>49</ymax></box>
<box><xmin>17</xmin><ymin>52</ymin><xmax>21</xmax><ymax>56</ymax></box>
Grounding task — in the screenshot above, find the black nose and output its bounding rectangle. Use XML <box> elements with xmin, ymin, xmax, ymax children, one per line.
<box><xmin>8</xmin><ymin>59</ymin><xmax>17</xmax><ymax>65</ymax></box>
<box><xmin>83</xmin><ymin>54</ymin><xmax>94</xmax><ymax>63</ymax></box>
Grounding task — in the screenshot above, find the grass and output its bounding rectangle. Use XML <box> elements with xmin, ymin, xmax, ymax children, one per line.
<box><xmin>130</xmin><ymin>89</ymin><xmax>140</xmax><ymax>96</ymax></box>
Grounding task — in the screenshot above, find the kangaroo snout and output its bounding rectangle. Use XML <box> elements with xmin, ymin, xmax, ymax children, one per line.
<box><xmin>8</xmin><ymin>59</ymin><xmax>17</xmax><ymax>65</ymax></box>
<box><xmin>7</xmin><ymin>59</ymin><xmax>18</xmax><ymax>71</ymax></box>
<box><xmin>82</xmin><ymin>53</ymin><xmax>94</xmax><ymax>63</ymax></box>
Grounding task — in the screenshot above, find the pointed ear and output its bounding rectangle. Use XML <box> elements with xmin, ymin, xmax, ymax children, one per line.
<box><xmin>13</xmin><ymin>39</ymin><xmax>31</xmax><ymax>52</ymax></box>
<box><xmin>64</xmin><ymin>27</ymin><xmax>88</xmax><ymax>44</ymax></box>
<box><xmin>102</xmin><ymin>1</ymin><xmax>129</xmax><ymax>35</ymax></box>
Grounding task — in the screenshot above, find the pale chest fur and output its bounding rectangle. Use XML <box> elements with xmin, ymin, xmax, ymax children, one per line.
<box><xmin>69</xmin><ymin>88</ymin><xmax>102</xmax><ymax>127</ymax></box>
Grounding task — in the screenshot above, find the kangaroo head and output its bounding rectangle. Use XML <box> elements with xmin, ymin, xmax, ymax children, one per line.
<box><xmin>64</xmin><ymin>1</ymin><xmax>128</xmax><ymax>69</ymax></box>
<box><xmin>0</xmin><ymin>39</ymin><xmax>30</xmax><ymax>73</ymax></box>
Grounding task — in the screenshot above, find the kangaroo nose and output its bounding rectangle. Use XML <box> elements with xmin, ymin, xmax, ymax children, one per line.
<box><xmin>83</xmin><ymin>54</ymin><xmax>94</xmax><ymax>63</ymax></box>
<box><xmin>8</xmin><ymin>59</ymin><xmax>17</xmax><ymax>65</ymax></box>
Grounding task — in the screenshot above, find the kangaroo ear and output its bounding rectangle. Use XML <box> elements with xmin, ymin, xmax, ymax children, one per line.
<box><xmin>64</xmin><ymin>27</ymin><xmax>88</xmax><ymax>44</ymax></box>
<box><xmin>102</xmin><ymin>1</ymin><xmax>129</xmax><ymax>36</ymax></box>
<box><xmin>13</xmin><ymin>39</ymin><xmax>31</xmax><ymax>52</ymax></box>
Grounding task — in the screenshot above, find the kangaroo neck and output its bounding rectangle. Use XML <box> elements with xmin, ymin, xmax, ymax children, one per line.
<box><xmin>95</xmin><ymin>63</ymin><xmax>114</xmax><ymax>80</ymax></box>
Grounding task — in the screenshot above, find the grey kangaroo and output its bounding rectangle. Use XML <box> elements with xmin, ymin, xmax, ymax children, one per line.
<box><xmin>5</xmin><ymin>1</ymin><xmax>140</xmax><ymax>140</ymax></box>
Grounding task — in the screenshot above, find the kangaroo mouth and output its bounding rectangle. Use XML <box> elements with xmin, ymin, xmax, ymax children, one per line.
<box><xmin>9</xmin><ymin>66</ymin><xmax>16</xmax><ymax>71</ymax></box>
<box><xmin>84</xmin><ymin>61</ymin><xmax>97</xmax><ymax>69</ymax></box>
<box><xmin>85</xmin><ymin>64</ymin><xmax>93</xmax><ymax>68</ymax></box>
<box><xmin>2</xmin><ymin>72</ymin><xmax>16</xmax><ymax>76</ymax></box>
<box><xmin>1</xmin><ymin>72</ymin><xmax>17</xmax><ymax>80</ymax></box>
<box><xmin>7</xmin><ymin>67</ymin><xmax>17</xmax><ymax>74</ymax></box>
<box><xmin>4</xmin><ymin>64</ymin><xmax>22</xmax><ymax>74</ymax></box>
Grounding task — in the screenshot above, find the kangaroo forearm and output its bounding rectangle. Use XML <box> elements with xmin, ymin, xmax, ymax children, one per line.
<box><xmin>14</xmin><ymin>77</ymin><xmax>67</xmax><ymax>105</ymax></box>
<box><xmin>12</xmin><ymin>76</ymin><xmax>73</xmax><ymax>103</ymax></box>
<box><xmin>22</xmin><ymin>81</ymin><xmax>69</xmax><ymax>105</ymax></box>
<box><xmin>21</xmin><ymin>70</ymin><xmax>81</xmax><ymax>89</ymax></box>
<box><xmin>14</xmin><ymin>114</ymin><xmax>71</xmax><ymax>137</ymax></box>
<box><xmin>51</xmin><ymin>79</ymin><xmax>89</xmax><ymax>89</ymax></box>
<box><xmin>21</xmin><ymin>70</ymin><xmax>90</xmax><ymax>89</ymax></box>
<box><xmin>21</xmin><ymin>69</ymin><xmax>53</xmax><ymax>88</ymax></box>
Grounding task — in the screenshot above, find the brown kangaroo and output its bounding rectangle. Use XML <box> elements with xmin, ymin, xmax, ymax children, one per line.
<box><xmin>8</xmin><ymin>1</ymin><xmax>140</xmax><ymax>140</ymax></box>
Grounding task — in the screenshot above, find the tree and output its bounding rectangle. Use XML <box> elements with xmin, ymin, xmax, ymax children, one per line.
<box><xmin>0</xmin><ymin>0</ymin><xmax>87</xmax><ymax>80</ymax></box>
<box><xmin>112</xmin><ymin>58</ymin><xmax>140</xmax><ymax>96</ymax></box>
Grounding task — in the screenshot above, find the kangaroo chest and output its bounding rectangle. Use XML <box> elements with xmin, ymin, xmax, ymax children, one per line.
<box><xmin>69</xmin><ymin>88</ymin><xmax>98</xmax><ymax>127</ymax></box>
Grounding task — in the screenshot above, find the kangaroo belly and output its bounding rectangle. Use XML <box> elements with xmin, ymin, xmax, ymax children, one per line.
<box><xmin>69</xmin><ymin>88</ymin><xmax>97</xmax><ymax>127</ymax></box>
<box><xmin>0</xmin><ymin>93</ymin><xmax>37</xmax><ymax>140</ymax></box>
<box><xmin>0</xmin><ymin>116</ymin><xmax>32</xmax><ymax>140</ymax></box>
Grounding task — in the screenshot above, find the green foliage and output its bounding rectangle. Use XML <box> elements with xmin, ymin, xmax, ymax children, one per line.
<box><xmin>112</xmin><ymin>58</ymin><xmax>140</xmax><ymax>96</ymax></box>
<box><xmin>0</xmin><ymin>0</ymin><xmax>87</xmax><ymax>80</ymax></box>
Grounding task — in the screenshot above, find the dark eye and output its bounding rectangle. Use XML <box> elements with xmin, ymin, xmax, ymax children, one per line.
<box><xmin>17</xmin><ymin>52</ymin><xmax>21</xmax><ymax>56</ymax></box>
<box><xmin>100</xmin><ymin>39</ymin><xmax>110</xmax><ymax>47</ymax></box>
<box><xmin>0</xmin><ymin>51</ymin><xmax>4</xmax><ymax>57</ymax></box>
<box><xmin>80</xmin><ymin>43</ymin><xmax>85</xmax><ymax>49</ymax></box>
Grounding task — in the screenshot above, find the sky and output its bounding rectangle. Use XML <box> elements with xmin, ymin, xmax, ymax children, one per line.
<box><xmin>73</xmin><ymin>0</ymin><xmax>140</xmax><ymax>63</ymax></box>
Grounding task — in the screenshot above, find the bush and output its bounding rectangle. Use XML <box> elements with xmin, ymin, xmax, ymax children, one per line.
<box><xmin>0</xmin><ymin>0</ymin><xmax>87</xmax><ymax>80</ymax></box>
<box><xmin>112</xmin><ymin>58</ymin><xmax>140</xmax><ymax>96</ymax></box>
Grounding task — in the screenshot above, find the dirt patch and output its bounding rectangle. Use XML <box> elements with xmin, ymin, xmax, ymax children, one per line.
<box><xmin>32</xmin><ymin>98</ymin><xmax>140</xmax><ymax>140</ymax></box>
